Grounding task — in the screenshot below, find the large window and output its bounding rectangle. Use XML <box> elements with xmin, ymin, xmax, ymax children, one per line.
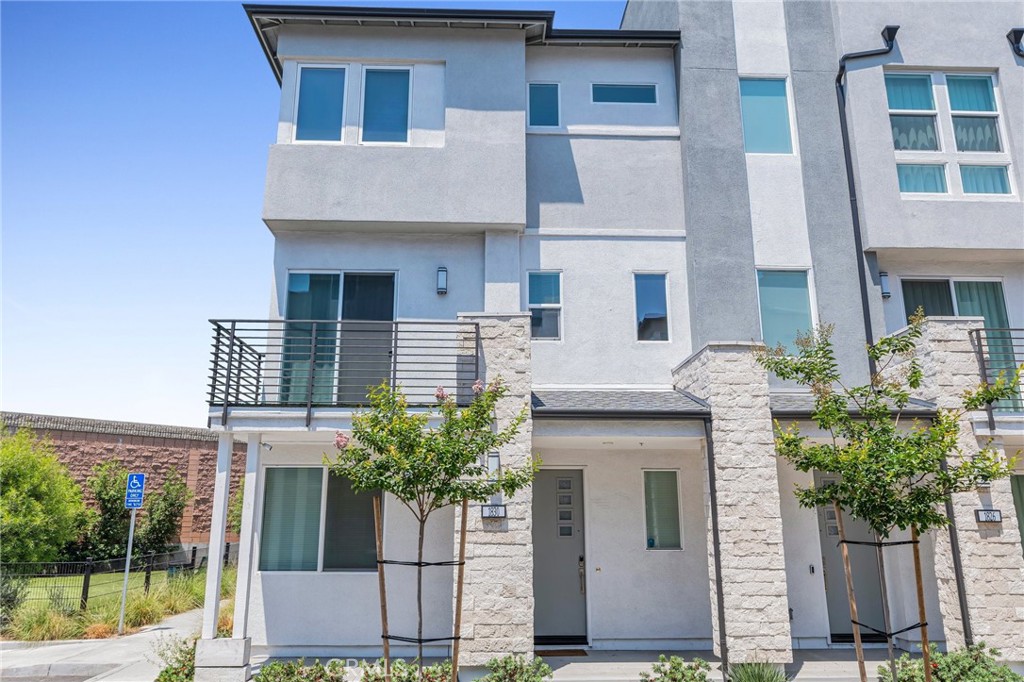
<box><xmin>362</xmin><ymin>69</ymin><xmax>411</xmax><ymax>143</ymax></box>
<box><xmin>739</xmin><ymin>78</ymin><xmax>793</xmax><ymax>154</ymax></box>
<box><xmin>528</xmin><ymin>272</ymin><xmax>561</xmax><ymax>340</ymax></box>
<box><xmin>634</xmin><ymin>273</ymin><xmax>668</xmax><ymax>341</ymax></box>
<box><xmin>296</xmin><ymin>67</ymin><xmax>346</xmax><ymax>141</ymax></box>
<box><xmin>756</xmin><ymin>270</ymin><xmax>813</xmax><ymax>354</ymax></box>
<box><xmin>592</xmin><ymin>83</ymin><xmax>657</xmax><ymax>104</ymax></box>
<box><xmin>885</xmin><ymin>72</ymin><xmax>1012</xmax><ymax>196</ymax></box>
<box><xmin>528</xmin><ymin>83</ymin><xmax>560</xmax><ymax>127</ymax></box>
<box><xmin>900</xmin><ymin>279</ymin><xmax>1009</xmax><ymax>328</ymax></box>
<box><xmin>259</xmin><ymin>467</ymin><xmax>380</xmax><ymax>572</ymax></box>
<box><xmin>644</xmin><ymin>471</ymin><xmax>681</xmax><ymax>550</ymax></box>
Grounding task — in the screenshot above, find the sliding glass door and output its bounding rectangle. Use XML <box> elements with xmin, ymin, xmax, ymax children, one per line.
<box><xmin>281</xmin><ymin>273</ymin><xmax>340</xmax><ymax>404</ymax></box>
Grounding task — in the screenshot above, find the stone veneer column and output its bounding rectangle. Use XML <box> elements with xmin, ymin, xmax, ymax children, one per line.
<box><xmin>673</xmin><ymin>343</ymin><xmax>793</xmax><ymax>664</ymax></box>
<box><xmin>905</xmin><ymin>318</ymin><xmax>1024</xmax><ymax>658</ymax></box>
<box><xmin>455</xmin><ymin>312</ymin><xmax>534</xmax><ymax>666</ymax></box>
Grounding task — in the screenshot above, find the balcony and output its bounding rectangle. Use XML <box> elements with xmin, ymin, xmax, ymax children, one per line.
<box><xmin>208</xmin><ymin>319</ymin><xmax>481</xmax><ymax>426</ymax></box>
<box><xmin>970</xmin><ymin>327</ymin><xmax>1024</xmax><ymax>428</ymax></box>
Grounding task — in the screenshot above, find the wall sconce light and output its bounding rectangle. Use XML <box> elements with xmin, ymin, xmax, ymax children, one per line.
<box><xmin>1008</xmin><ymin>28</ymin><xmax>1024</xmax><ymax>58</ymax></box>
<box><xmin>879</xmin><ymin>271</ymin><xmax>891</xmax><ymax>299</ymax></box>
<box><xmin>436</xmin><ymin>267</ymin><xmax>448</xmax><ymax>296</ymax></box>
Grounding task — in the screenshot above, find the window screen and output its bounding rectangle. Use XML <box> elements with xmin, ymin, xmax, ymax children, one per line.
<box><xmin>644</xmin><ymin>471</ymin><xmax>681</xmax><ymax>549</ymax></box>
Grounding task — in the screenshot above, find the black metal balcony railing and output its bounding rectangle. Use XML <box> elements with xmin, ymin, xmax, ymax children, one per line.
<box><xmin>970</xmin><ymin>327</ymin><xmax>1024</xmax><ymax>428</ymax></box>
<box><xmin>208</xmin><ymin>319</ymin><xmax>481</xmax><ymax>426</ymax></box>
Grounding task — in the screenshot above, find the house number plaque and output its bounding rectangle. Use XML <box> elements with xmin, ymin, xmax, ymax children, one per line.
<box><xmin>975</xmin><ymin>509</ymin><xmax>1002</xmax><ymax>523</ymax></box>
<box><xmin>481</xmin><ymin>504</ymin><xmax>507</xmax><ymax>519</ymax></box>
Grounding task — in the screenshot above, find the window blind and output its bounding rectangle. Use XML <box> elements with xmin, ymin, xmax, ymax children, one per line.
<box><xmin>259</xmin><ymin>468</ymin><xmax>323</xmax><ymax>571</ymax></box>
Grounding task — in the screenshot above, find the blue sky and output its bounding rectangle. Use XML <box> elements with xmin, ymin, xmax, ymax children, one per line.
<box><xmin>1</xmin><ymin>0</ymin><xmax>626</xmax><ymax>427</ymax></box>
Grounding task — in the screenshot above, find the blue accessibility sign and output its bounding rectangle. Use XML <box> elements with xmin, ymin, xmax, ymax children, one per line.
<box><xmin>124</xmin><ymin>473</ymin><xmax>146</xmax><ymax>509</ymax></box>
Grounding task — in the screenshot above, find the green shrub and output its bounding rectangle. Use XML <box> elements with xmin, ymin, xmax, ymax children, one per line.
<box><xmin>0</xmin><ymin>573</ymin><xmax>28</xmax><ymax>627</ymax></box>
<box><xmin>728</xmin><ymin>662</ymin><xmax>788</xmax><ymax>682</ymax></box>
<box><xmin>6</xmin><ymin>601</ymin><xmax>84</xmax><ymax>641</ymax></box>
<box><xmin>0</xmin><ymin>427</ymin><xmax>88</xmax><ymax>563</ymax></box>
<box><xmin>254</xmin><ymin>659</ymin><xmax>346</xmax><ymax>681</ymax></box>
<box><xmin>640</xmin><ymin>655</ymin><xmax>712</xmax><ymax>682</ymax></box>
<box><xmin>877</xmin><ymin>643</ymin><xmax>1023</xmax><ymax>682</ymax></box>
<box><xmin>124</xmin><ymin>592</ymin><xmax>165</xmax><ymax>628</ymax></box>
<box><xmin>153</xmin><ymin>634</ymin><xmax>196</xmax><ymax>682</ymax></box>
<box><xmin>481</xmin><ymin>654</ymin><xmax>552</xmax><ymax>682</ymax></box>
<box><xmin>220</xmin><ymin>566</ymin><xmax>237</xmax><ymax>598</ymax></box>
<box><xmin>359</xmin><ymin>658</ymin><xmax>452</xmax><ymax>682</ymax></box>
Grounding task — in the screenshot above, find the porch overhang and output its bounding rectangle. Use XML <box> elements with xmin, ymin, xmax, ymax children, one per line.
<box><xmin>531</xmin><ymin>388</ymin><xmax>710</xmax><ymax>420</ymax></box>
<box><xmin>769</xmin><ymin>390</ymin><xmax>938</xmax><ymax>419</ymax></box>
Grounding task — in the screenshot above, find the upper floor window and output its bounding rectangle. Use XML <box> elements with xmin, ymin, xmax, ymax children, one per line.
<box><xmin>528</xmin><ymin>272</ymin><xmax>561</xmax><ymax>340</ymax></box>
<box><xmin>634</xmin><ymin>273</ymin><xmax>668</xmax><ymax>341</ymax></box>
<box><xmin>592</xmin><ymin>83</ymin><xmax>657</xmax><ymax>104</ymax></box>
<box><xmin>900</xmin><ymin>278</ymin><xmax>1009</xmax><ymax>329</ymax></box>
<box><xmin>296</xmin><ymin>67</ymin><xmax>346</xmax><ymax>141</ymax></box>
<box><xmin>756</xmin><ymin>269</ymin><xmax>813</xmax><ymax>354</ymax></box>
<box><xmin>529</xmin><ymin>83</ymin><xmax>560</xmax><ymax>127</ymax></box>
<box><xmin>361</xmin><ymin>68</ymin><xmax>411</xmax><ymax>143</ymax></box>
<box><xmin>739</xmin><ymin>78</ymin><xmax>793</xmax><ymax>154</ymax></box>
<box><xmin>885</xmin><ymin>72</ymin><xmax>1013</xmax><ymax>196</ymax></box>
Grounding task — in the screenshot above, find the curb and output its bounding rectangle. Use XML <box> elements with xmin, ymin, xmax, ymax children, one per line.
<box><xmin>1</xmin><ymin>663</ymin><xmax>117</xmax><ymax>678</ymax></box>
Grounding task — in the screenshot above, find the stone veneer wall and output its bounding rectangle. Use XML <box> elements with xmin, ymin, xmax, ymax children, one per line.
<box><xmin>454</xmin><ymin>313</ymin><xmax>534</xmax><ymax>666</ymax></box>
<box><xmin>673</xmin><ymin>343</ymin><xmax>793</xmax><ymax>664</ymax></box>
<box><xmin>885</xmin><ymin>318</ymin><xmax>1024</xmax><ymax>659</ymax></box>
<box><xmin>3</xmin><ymin>418</ymin><xmax>245</xmax><ymax>545</ymax></box>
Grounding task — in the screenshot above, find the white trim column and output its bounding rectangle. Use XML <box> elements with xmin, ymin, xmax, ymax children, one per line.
<box><xmin>201</xmin><ymin>433</ymin><xmax>233</xmax><ymax>640</ymax></box>
<box><xmin>232</xmin><ymin>434</ymin><xmax>261</xmax><ymax>638</ymax></box>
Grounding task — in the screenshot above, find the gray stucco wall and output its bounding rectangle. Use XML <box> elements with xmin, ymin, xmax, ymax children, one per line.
<box><xmin>263</xmin><ymin>25</ymin><xmax>527</xmax><ymax>231</ymax></box>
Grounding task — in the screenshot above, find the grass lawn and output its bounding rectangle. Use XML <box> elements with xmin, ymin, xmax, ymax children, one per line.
<box><xmin>24</xmin><ymin>570</ymin><xmax>172</xmax><ymax>607</ymax></box>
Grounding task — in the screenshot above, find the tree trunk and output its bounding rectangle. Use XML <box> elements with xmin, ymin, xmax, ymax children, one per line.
<box><xmin>875</xmin><ymin>532</ymin><xmax>898</xmax><ymax>682</ymax></box>
<box><xmin>911</xmin><ymin>525</ymin><xmax>933</xmax><ymax>682</ymax></box>
<box><xmin>417</xmin><ymin>515</ymin><xmax>427</xmax><ymax>677</ymax></box>
<box><xmin>451</xmin><ymin>499</ymin><xmax>469</xmax><ymax>682</ymax></box>
<box><xmin>374</xmin><ymin>496</ymin><xmax>390</xmax><ymax>681</ymax></box>
<box><xmin>835</xmin><ymin>503</ymin><xmax>868</xmax><ymax>682</ymax></box>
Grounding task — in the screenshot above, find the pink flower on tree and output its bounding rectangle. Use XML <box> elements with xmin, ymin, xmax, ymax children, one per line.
<box><xmin>435</xmin><ymin>385</ymin><xmax>449</xmax><ymax>402</ymax></box>
<box><xmin>472</xmin><ymin>379</ymin><xmax>485</xmax><ymax>395</ymax></box>
<box><xmin>334</xmin><ymin>431</ymin><xmax>350</xmax><ymax>450</ymax></box>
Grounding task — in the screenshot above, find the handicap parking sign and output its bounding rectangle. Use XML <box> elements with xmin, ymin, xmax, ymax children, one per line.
<box><xmin>124</xmin><ymin>473</ymin><xmax>146</xmax><ymax>509</ymax></box>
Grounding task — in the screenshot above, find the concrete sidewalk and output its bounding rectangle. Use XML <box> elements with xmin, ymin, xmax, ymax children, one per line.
<box><xmin>1</xmin><ymin>608</ymin><xmax>202</xmax><ymax>682</ymax></box>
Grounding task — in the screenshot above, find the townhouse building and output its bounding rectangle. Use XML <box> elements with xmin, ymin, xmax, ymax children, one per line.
<box><xmin>193</xmin><ymin>2</ymin><xmax>1024</xmax><ymax>680</ymax></box>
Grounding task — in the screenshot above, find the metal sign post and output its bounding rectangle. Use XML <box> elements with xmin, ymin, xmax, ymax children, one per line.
<box><xmin>118</xmin><ymin>473</ymin><xmax>146</xmax><ymax>635</ymax></box>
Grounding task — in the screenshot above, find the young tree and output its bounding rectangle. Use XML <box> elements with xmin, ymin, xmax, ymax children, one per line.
<box><xmin>328</xmin><ymin>378</ymin><xmax>537</xmax><ymax>679</ymax></box>
<box><xmin>756</xmin><ymin>316</ymin><xmax>1021</xmax><ymax>682</ymax></box>
<box><xmin>0</xmin><ymin>427</ymin><xmax>88</xmax><ymax>563</ymax></box>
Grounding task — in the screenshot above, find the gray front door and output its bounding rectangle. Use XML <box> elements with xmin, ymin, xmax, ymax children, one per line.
<box><xmin>815</xmin><ymin>472</ymin><xmax>886</xmax><ymax>643</ymax></box>
<box><xmin>532</xmin><ymin>470</ymin><xmax>587</xmax><ymax>644</ymax></box>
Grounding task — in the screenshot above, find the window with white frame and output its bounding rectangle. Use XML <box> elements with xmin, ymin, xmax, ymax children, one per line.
<box><xmin>528</xmin><ymin>83</ymin><xmax>560</xmax><ymax>127</ymax></box>
<box><xmin>528</xmin><ymin>271</ymin><xmax>561</xmax><ymax>340</ymax></box>
<box><xmin>739</xmin><ymin>78</ymin><xmax>793</xmax><ymax>154</ymax></box>
<box><xmin>644</xmin><ymin>471</ymin><xmax>681</xmax><ymax>550</ymax></box>
<box><xmin>592</xmin><ymin>83</ymin><xmax>657</xmax><ymax>104</ymax></box>
<box><xmin>295</xmin><ymin>67</ymin><xmax>346</xmax><ymax>141</ymax></box>
<box><xmin>293</xmin><ymin>64</ymin><xmax>412</xmax><ymax>144</ymax></box>
<box><xmin>885</xmin><ymin>72</ymin><xmax>1012</xmax><ymax>195</ymax></box>
<box><xmin>634</xmin><ymin>273</ymin><xmax>668</xmax><ymax>341</ymax></box>
<box><xmin>900</xmin><ymin>278</ymin><xmax>1009</xmax><ymax>329</ymax></box>
<box><xmin>756</xmin><ymin>269</ymin><xmax>813</xmax><ymax>354</ymax></box>
<box><xmin>361</xmin><ymin>68</ymin><xmax>411</xmax><ymax>143</ymax></box>
<box><xmin>259</xmin><ymin>467</ymin><xmax>380</xmax><ymax>572</ymax></box>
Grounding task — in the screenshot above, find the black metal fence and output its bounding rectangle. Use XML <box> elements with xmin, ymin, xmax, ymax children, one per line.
<box><xmin>0</xmin><ymin>544</ymin><xmax>236</xmax><ymax>611</ymax></box>
<box><xmin>969</xmin><ymin>327</ymin><xmax>1024</xmax><ymax>428</ymax></box>
<box><xmin>208</xmin><ymin>319</ymin><xmax>482</xmax><ymax>425</ymax></box>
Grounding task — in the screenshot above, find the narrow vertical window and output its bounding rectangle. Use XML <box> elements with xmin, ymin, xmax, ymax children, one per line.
<box><xmin>259</xmin><ymin>468</ymin><xmax>323</xmax><ymax>571</ymax></box>
<box><xmin>528</xmin><ymin>83</ymin><xmax>559</xmax><ymax>127</ymax></box>
<box><xmin>528</xmin><ymin>272</ymin><xmax>561</xmax><ymax>340</ymax></box>
<box><xmin>362</xmin><ymin>69</ymin><xmax>410</xmax><ymax>143</ymax></box>
<box><xmin>634</xmin><ymin>274</ymin><xmax>668</xmax><ymax>341</ymax></box>
<box><xmin>739</xmin><ymin>78</ymin><xmax>792</xmax><ymax>153</ymax></box>
<box><xmin>644</xmin><ymin>471</ymin><xmax>681</xmax><ymax>550</ymax></box>
<box><xmin>323</xmin><ymin>476</ymin><xmax>380</xmax><ymax>571</ymax></box>
<box><xmin>947</xmin><ymin>76</ymin><xmax>1000</xmax><ymax>152</ymax></box>
<box><xmin>756</xmin><ymin>270</ymin><xmax>813</xmax><ymax>354</ymax></box>
<box><xmin>885</xmin><ymin>75</ymin><xmax>938</xmax><ymax>151</ymax></box>
<box><xmin>296</xmin><ymin>67</ymin><xmax>346</xmax><ymax>141</ymax></box>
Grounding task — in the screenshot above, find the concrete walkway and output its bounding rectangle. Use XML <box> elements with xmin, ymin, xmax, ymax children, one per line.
<box><xmin>1</xmin><ymin>608</ymin><xmax>203</xmax><ymax>682</ymax></box>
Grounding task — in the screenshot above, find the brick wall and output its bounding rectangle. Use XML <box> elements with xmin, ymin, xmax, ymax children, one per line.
<box><xmin>10</xmin><ymin>421</ymin><xmax>245</xmax><ymax>546</ymax></box>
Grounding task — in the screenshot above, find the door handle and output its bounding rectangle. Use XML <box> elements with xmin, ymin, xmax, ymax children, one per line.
<box><xmin>578</xmin><ymin>555</ymin><xmax>586</xmax><ymax>595</ymax></box>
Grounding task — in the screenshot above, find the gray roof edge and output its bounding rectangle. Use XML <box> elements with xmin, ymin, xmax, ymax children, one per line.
<box><xmin>2</xmin><ymin>412</ymin><xmax>222</xmax><ymax>442</ymax></box>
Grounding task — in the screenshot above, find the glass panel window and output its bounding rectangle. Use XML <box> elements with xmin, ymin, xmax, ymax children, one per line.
<box><xmin>592</xmin><ymin>84</ymin><xmax>657</xmax><ymax>104</ymax></box>
<box><xmin>644</xmin><ymin>471</ymin><xmax>681</xmax><ymax>550</ymax></box>
<box><xmin>528</xmin><ymin>272</ymin><xmax>561</xmax><ymax>340</ymax></box>
<box><xmin>362</xmin><ymin>69</ymin><xmax>410</xmax><ymax>143</ymax></box>
<box><xmin>739</xmin><ymin>78</ymin><xmax>792</xmax><ymax>154</ymax></box>
<box><xmin>885</xmin><ymin>75</ymin><xmax>938</xmax><ymax>151</ymax></box>
<box><xmin>283</xmin><ymin>274</ymin><xmax>340</xmax><ymax>404</ymax></box>
<box><xmin>952</xmin><ymin>116</ymin><xmax>1000</xmax><ymax>152</ymax></box>
<box><xmin>947</xmin><ymin>76</ymin><xmax>996</xmax><ymax>112</ymax></box>
<box><xmin>296</xmin><ymin>68</ymin><xmax>346</xmax><ymax>141</ymax></box>
<box><xmin>529</xmin><ymin>83</ymin><xmax>559</xmax><ymax>127</ymax></box>
<box><xmin>954</xmin><ymin>281</ymin><xmax>1009</xmax><ymax>329</ymax></box>
<box><xmin>756</xmin><ymin>270</ymin><xmax>813</xmax><ymax>354</ymax></box>
<box><xmin>634</xmin><ymin>273</ymin><xmax>668</xmax><ymax>341</ymax></box>
<box><xmin>259</xmin><ymin>468</ymin><xmax>323</xmax><ymax>571</ymax></box>
<box><xmin>901</xmin><ymin>280</ymin><xmax>954</xmax><ymax>320</ymax></box>
<box><xmin>323</xmin><ymin>476</ymin><xmax>380</xmax><ymax>571</ymax></box>
<box><xmin>897</xmin><ymin>164</ymin><xmax>947</xmax><ymax>193</ymax></box>
<box><xmin>890</xmin><ymin>115</ymin><xmax>939</xmax><ymax>151</ymax></box>
<box><xmin>885</xmin><ymin>75</ymin><xmax>935</xmax><ymax>110</ymax></box>
<box><xmin>960</xmin><ymin>165</ymin><xmax>1010</xmax><ymax>194</ymax></box>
